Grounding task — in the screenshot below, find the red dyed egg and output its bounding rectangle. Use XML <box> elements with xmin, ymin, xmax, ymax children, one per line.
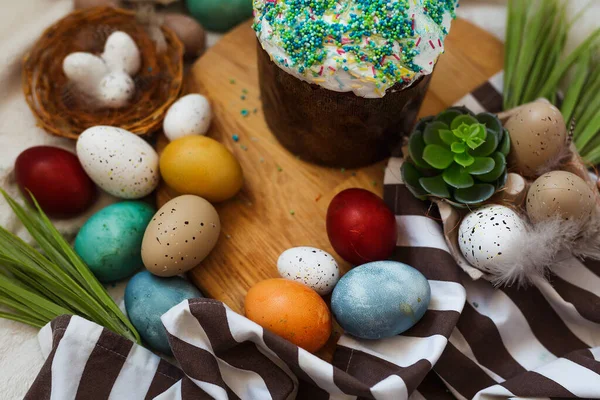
<box><xmin>14</xmin><ymin>146</ymin><xmax>96</xmax><ymax>218</ymax></box>
<box><xmin>326</xmin><ymin>188</ymin><xmax>397</xmax><ymax>265</ymax></box>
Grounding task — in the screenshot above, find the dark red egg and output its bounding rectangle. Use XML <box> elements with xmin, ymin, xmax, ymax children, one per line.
<box><xmin>14</xmin><ymin>146</ymin><xmax>96</xmax><ymax>218</ymax></box>
<box><xmin>326</xmin><ymin>188</ymin><xmax>397</xmax><ymax>265</ymax></box>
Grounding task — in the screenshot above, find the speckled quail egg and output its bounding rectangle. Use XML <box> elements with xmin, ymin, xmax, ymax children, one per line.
<box><xmin>76</xmin><ymin>126</ymin><xmax>159</xmax><ymax>199</ymax></box>
<box><xmin>458</xmin><ymin>205</ymin><xmax>528</xmax><ymax>273</ymax></box>
<box><xmin>505</xmin><ymin>102</ymin><xmax>567</xmax><ymax>177</ymax></box>
<box><xmin>141</xmin><ymin>195</ymin><xmax>220</xmax><ymax>277</ymax></box>
<box><xmin>163</xmin><ymin>94</ymin><xmax>212</xmax><ymax>141</ymax></box>
<box><xmin>277</xmin><ymin>247</ymin><xmax>340</xmax><ymax>295</ymax></box>
<box><xmin>527</xmin><ymin>171</ymin><xmax>595</xmax><ymax>225</ymax></box>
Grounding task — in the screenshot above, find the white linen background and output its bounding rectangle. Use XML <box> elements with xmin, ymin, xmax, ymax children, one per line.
<box><xmin>0</xmin><ymin>1</ymin><xmax>598</xmax><ymax>399</ymax></box>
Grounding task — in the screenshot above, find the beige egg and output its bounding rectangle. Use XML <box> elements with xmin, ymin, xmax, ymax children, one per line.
<box><xmin>162</xmin><ymin>13</ymin><xmax>206</xmax><ymax>58</ymax></box>
<box><xmin>505</xmin><ymin>102</ymin><xmax>567</xmax><ymax>177</ymax></box>
<box><xmin>74</xmin><ymin>0</ymin><xmax>121</xmax><ymax>9</ymax></box>
<box><xmin>526</xmin><ymin>171</ymin><xmax>595</xmax><ymax>224</ymax></box>
<box><xmin>141</xmin><ymin>195</ymin><xmax>220</xmax><ymax>277</ymax></box>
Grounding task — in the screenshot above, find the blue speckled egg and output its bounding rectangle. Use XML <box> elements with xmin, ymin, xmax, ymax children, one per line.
<box><xmin>75</xmin><ymin>201</ymin><xmax>155</xmax><ymax>283</ymax></box>
<box><xmin>125</xmin><ymin>271</ymin><xmax>203</xmax><ymax>354</ymax></box>
<box><xmin>331</xmin><ymin>261</ymin><xmax>430</xmax><ymax>340</ymax></box>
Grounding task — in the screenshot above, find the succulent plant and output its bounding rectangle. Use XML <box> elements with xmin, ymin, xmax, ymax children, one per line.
<box><xmin>402</xmin><ymin>107</ymin><xmax>510</xmax><ymax>207</ymax></box>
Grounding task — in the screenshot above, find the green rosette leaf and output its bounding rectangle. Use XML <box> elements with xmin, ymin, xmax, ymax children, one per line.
<box><xmin>402</xmin><ymin>108</ymin><xmax>508</xmax><ymax>207</ymax></box>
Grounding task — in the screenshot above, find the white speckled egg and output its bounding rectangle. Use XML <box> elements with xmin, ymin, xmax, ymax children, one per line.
<box><xmin>458</xmin><ymin>205</ymin><xmax>528</xmax><ymax>272</ymax></box>
<box><xmin>63</xmin><ymin>52</ymin><xmax>109</xmax><ymax>95</ymax></box>
<box><xmin>141</xmin><ymin>195</ymin><xmax>220</xmax><ymax>277</ymax></box>
<box><xmin>76</xmin><ymin>126</ymin><xmax>159</xmax><ymax>199</ymax></box>
<box><xmin>277</xmin><ymin>247</ymin><xmax>340</xmax><ymax>295</ymax></box>
<box><xmin>163</xmin><ymin>94</ymin><xmax>212</xmax><ymax>141</ymax></box>
<box><xmin>97</xmin><ymin>71</ymin><xmax>135</xmax><ymax>108</ymax></box>
<box><xmin>101</xmin><ymin>31</ymin><xmax>141</xmax><ymax>76</ymax></box>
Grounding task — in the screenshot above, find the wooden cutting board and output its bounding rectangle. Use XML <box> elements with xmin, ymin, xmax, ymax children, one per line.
<box><xmin>156</xmin><ymin>18</ymin><xmax>503</xmax><ymax>358</ymax></box>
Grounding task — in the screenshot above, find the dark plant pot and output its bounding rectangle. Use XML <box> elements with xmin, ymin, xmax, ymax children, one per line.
<box><xmin>257</xmin><ymin>43</ymin><xmax>432</xmax><ymax>168</ymax></box>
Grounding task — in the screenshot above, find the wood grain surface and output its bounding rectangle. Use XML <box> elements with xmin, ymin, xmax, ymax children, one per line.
<box><xmin>156</xmin><ymin>18</ymin><xmax>503</xmax><ymax>359</ymax></box>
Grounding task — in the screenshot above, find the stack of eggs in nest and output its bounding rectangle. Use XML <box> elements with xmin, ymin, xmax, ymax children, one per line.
<box><xmin>244</xmin><ymin>188</ymin><xmax>431</xmax><ymax>352</ymax></box>
<box><xmin>456</xmin><ymin>102</ymin><xmax>597</xmax><ymax>285</ymax></box>
<box><xmin>63</xmin><ymin>31</ymin><xmax>140</xmax><ymax>108</ymax></box>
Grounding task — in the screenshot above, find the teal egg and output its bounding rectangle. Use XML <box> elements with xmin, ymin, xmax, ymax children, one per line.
<box><xmin>185</xmin><ymin>0</ymin><xmax>253</xmax><ymax>32</ymax></box>
<box><xmin>75</xmin><ymin>201</ymin><xmax>155</xmax><ymax>283</ymax></box>
<box><xmin>125</xmin><ymin>271</ymin><xmax>203</xmax><ymax>354</ymax></box>
<box><xmin>331</xmin><ymin>261</ymin><xmax>431</xmax><ymax>339</ymax></box>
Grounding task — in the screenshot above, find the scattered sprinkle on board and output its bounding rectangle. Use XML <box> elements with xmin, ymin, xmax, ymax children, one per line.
<box><xmin>232</xmin><ymin>134</ymin><xmax>239</xmax><ymax>142</ymax></box>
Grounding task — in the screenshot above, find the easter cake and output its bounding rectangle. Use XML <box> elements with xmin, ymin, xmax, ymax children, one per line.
<box><xmin>253</xmin><ymin>0</ymin><xmax>458</xmax><ymax>167</ymax></box>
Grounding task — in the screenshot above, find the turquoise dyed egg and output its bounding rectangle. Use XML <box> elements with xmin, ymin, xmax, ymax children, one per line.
<box><xmin>125</xmin><ymin>271</ymin><xmax>203</xmax><ymax>354</ymax></box>
<box><xmin>331</xmin><ymin>261</ymin><xmax>431</xmax><ymax>340</ymax></box>
<box><xmin>185</xmin><ymin>0</ymin><xmax>253</xmax><ymax>32</ymax></box>
<box><xmin>75</xmin><ymin>201</ymin><xmax>155</xmax><ymax>283</ymax></box>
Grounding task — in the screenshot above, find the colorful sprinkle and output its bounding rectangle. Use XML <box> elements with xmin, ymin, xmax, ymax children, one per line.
<box><xmin>252</xmin><ymin>0</ymin><xmax>457</xmax><ymax>96</ymax></box>
<box><xmin>232</xmin><ymin>134</ymin><xmax>240</xmax><ymax>142</ymax></box>
<box><xmin>241</xmin><ymin>109</ymin><xmax>249</xmax><ymax>117</ymax></box>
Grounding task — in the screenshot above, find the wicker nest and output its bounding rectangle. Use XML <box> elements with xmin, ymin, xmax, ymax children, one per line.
<box><xmin>23</xmin><ymin>6</ymin><xmax>184</xmax><ymax>140</ymax></box>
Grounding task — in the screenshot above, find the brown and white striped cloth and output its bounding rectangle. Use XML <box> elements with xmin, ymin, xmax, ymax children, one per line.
<box><xmin>25</xmin><ymin>72</ymin><xmax>600</xmax><ymax>400</ymax></box>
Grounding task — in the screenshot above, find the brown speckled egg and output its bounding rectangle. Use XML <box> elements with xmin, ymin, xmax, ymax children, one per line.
<box><xmin>505</xmin><ymin>102</ymin><xmax>567</xmax><ymax>177</ymax></box>
<box><xmin>526</xmin><ymin>171</ymin><xmax>595</xmax><ymax>224</ymax></box>
<box><xmin>141</xmin><ymin>195</ymin><xmax>220</xmax><ymax>277</ymax></box>
<box><xmin>162</xmin><ymin>13</ymin><xmax>206</xmax><ymax>59</ymax></box>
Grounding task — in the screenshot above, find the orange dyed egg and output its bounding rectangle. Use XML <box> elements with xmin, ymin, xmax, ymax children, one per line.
<box><xmin>244</xmin><ymin>279</ymin><xmax>332</xmax><ymax>353</ymax></box>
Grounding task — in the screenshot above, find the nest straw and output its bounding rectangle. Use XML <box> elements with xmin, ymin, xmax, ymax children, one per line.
<box><xmin>22</xmin><ymin>6</ymin><xmax>184</xmax><ymax>140</ymax></box>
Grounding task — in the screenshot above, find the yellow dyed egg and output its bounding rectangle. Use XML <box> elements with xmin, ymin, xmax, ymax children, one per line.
<box><xmin>159</xmin><ymin>136</ymin><xmax>243</xmax><ymax>202</ymax></box>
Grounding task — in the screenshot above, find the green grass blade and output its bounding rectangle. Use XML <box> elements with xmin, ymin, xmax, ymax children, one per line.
<box><xmin>0</xmin><ymin>276</ymin><xmax>70</xmax><ymax>320</ymax></box>
<box><xmin>575</xmin><ymin>111</ymin><xmax>600</xmax><ymax>151</ymax></box>
<box><xmin>504</xmin><ymin>0</ymin><xmax>528</xmax><ymax>108</ymax></box>
<box><xmin>0</xmin><ymin>295</ymin><xmax>47</xmax><ymax>323</ymax></box>
<box><xmin>0</xmin><ymin>190</ymin><xmax>141</xmax><ymax>344</ymax></box>
<box><xmin>521</xmin><ymin>2</ymin><xmax>563</xmax><ymax>103</ymax></box>
<box><xmin>561</xmin><ymin>52</ymin><xmax>590</xmax><ymax>123</ymax></box>
<box><xmin>539</xmin><ymin>28</ymin><xmax>600</xmax><ymax>99</ymax></box>
<box><xmin>0</xmin><ymin>311</ymin><xmax>45</xmax><ymax>328</ymax></box>
<box><xmin>576</xmin><ymin>85</ymin><xmax>600</xmax><ymax>147</ymax></box>
<box><xmin>574</xmin><ymin>63</ymin><xmax>600</xmax><ymax>123</ymax></box>
<box><xmin>512</xmin><ymin>1</ymin><xmax>554</xmax><ymax>106</ymax></box>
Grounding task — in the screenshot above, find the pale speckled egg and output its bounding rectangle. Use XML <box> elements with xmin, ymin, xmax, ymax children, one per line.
<box><xmin>163</xmin><ymin>94</ymin><xmax>212</xmax><ymax>141</ymax></box>
<box><xmin>505</xmin><ymin>102</ymin><xmax>567</xmax><ymax>177</ymax></box>
<box><xmin>76</xmin><ymin>126</ymin><xmax>159</xmax><ymax>199</ymax></box>
<box><xmin>277</xmin><ymin>247</ymin><xmax>340</xmax><ymax>295</ymax></box>
<box><xmin>527</xmin><ymin>171</ymin><xmax>595</xmax><ymax>225</ymax></box>
<box><xmin>101</xmin><ymin>31</ymin><xmax>141</xmax><ymax>76</ymax></box>
<box><xmin>141</xmin><ymin>195</ymin><xmax>220</xmax><ymax>277</ymax></box>
<box><xmin>97</xmin><ymin>71</ymin><xmax>135</xmax><ymax>109</ymax></box>
<box><xmin>458</xmin><ymin>205</ymin><xmax>528</xmax><ymax>272</ymax></box>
